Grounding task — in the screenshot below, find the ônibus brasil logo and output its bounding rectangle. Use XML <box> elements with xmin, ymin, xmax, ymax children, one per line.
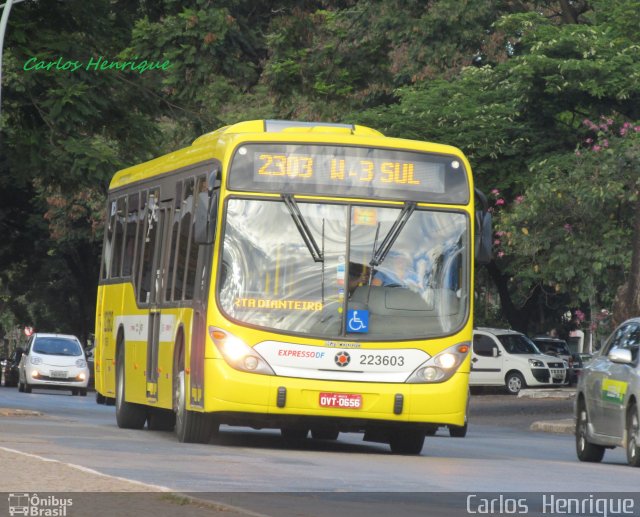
<box><xmin>334</xmin><ymin>351</ymin><xmax>351</xmax><ymax>367</ymax></box>
<box><xmin>8</xmin><ymin>493</ymin><xmax>73</xmax><ymax>516</ymax></box>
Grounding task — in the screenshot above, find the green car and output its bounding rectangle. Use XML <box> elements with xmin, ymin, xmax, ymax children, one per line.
<box><xmin>575</xmin><ymin>318</ymin><xmax>640</xmax><ymax>466</ymax></box>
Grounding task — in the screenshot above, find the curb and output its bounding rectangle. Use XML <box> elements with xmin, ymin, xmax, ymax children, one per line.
<box><xmin>530</xmin><ymin>418</ymin><xmax>574</xmax><ymax>434</ymax></box>
<box><xmin>518</xmin><ymin>388</ymin><xmax>575</xmax><ymax>399</ymax></box>
<box><xmin>0</xmin><ymin>408</ymin><xmax>43</xmax><ymax>417</ymax></box>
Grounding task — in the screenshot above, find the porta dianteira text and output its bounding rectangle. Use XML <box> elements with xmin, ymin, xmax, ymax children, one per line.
<box><xmin>23</xmin><ymin>56</ymin><xmax>172</xmax><ymax>74</ymax></box>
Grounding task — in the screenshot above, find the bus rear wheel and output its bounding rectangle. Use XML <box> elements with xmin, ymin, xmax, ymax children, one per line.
<box><xmin>389</xmin><ymin>429</ymin><xmax>425</xmax><ymax>455</ymax></box>
<box><xmin>115</xmin><ymin>342</ymin><xmax>147</xmax><ymax>429</ymax></box>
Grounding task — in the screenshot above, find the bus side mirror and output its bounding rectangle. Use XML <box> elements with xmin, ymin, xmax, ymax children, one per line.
<box><xmin>194</xmin><ymin>190</ymin><xmax>219</xmax><ymax>245</ymax></box>
<box><xmin>474</xmin><ymin>188</ymin><xmax>492</xmax><ymax>265</ymax></box>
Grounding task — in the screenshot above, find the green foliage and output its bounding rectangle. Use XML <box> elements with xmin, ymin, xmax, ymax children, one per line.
<box><xmin>2</xmin><ymin>0</ymin><xmax>640</xmax><ymax>337</ymax></box>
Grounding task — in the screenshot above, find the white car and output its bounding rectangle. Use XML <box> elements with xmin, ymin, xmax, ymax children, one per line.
<box><xmin>471</xmin><ymin>328</ymin><xmax>568</xmax><ymax>394</ymax></box>
<box><xmin>18</xmin><ymin>333</ymin><xmax>90</xmax><ymax>396</ymax></box>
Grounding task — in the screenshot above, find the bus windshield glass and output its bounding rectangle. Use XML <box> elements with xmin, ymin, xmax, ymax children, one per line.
<box><xmin>228</xmin><ymin>143</ymin><xmax>469</xmax><ymax>204</ymax></box>
<box><xmin>217</xmin><ymin>199</ymin><xmax>469</xmax><ymax>340</ymax></box>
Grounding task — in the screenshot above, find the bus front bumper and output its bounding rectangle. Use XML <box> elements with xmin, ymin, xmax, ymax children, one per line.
<box><xmin>201</xmin><ymin>358</ymin><xmax>468</xmax><ymax>428</ymax></box>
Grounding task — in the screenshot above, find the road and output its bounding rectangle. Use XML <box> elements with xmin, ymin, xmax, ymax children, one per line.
<box><xmin>1</xmin><ymin>387</ymin><xmax>639</xmax><ymax>516</ymax></box>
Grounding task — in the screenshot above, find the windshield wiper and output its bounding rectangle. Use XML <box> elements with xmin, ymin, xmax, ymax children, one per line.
<box><xmin>282</xmin><ymin>194</ymin><xmax>324</xmax><ymax>263</ymax></box>
<box><xmin>369</xmin><ymin>201</ymin><xmax>416</xmax><ymax>268</ymax></box>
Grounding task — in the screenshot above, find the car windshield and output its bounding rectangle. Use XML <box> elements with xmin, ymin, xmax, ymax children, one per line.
<box><xmin>535</xmin><ymin>340</ymin><xmax>570</xmax><ymax>355</ymax></box>
<box><xmin>217</xmin><ymin>199</ymin><xmax>469</xmax><ymax>340</ymax></box>
<box><xmin>498</xmin><ymin>334</ymin><xmax>541</xmax><ymax>354</ymax></box>
<box><xmin>32</xmin><ymin>337</ymin><xmax>83</xmax><ymax>356</ymax></box>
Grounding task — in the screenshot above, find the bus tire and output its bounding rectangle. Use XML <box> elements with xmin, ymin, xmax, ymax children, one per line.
<box><xmin>174</xmin><ymin>369</ymin><xmax>214</xmax><ymax>443</ymax></box>
<box><xmin>449</xmin><ymin>422</ymin><xmax>467</xmax><ymax>438</ymax></box>
<box><xmin>96</xmin><ymin>392</ymin><xmax>105</xmax><ymax>404</ymax></box>
<box><xmin>281</xmin><ymin>427</ymin><xmax>309</xmax><ymax>446</ymax></box>
<box><xmin>576</xmin><ymin>399</ymin><xmax>605</xmax><ymax>463</ymax></box>
<box><xmin>148</xmin><ymin>408</ymin><xmax>176</xmax><ymax>431</ymax></box>
<box><xmin>389</xmin><ymin>429</ymin><xmax>425</xmax><ymax>455</ymax></box>
<box><xmin>115</xmin><ymin>341</ymin><xmax>147</xmax><ymax>429</ymax></box>
<box><xmin>310</xmin><ymin>428</ymin><xmax>339</xmax><ymax>441</ymax></box>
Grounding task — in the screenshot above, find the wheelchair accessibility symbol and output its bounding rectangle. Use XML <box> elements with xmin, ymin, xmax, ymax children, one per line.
<box><xmin>347</xmin><ymin>309</ymin><xmax>369</xmax><ymax>333</ymax></box>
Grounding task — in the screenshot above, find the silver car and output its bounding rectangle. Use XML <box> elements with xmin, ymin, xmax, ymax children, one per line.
<box><xmin>575</xmin><ymin>317</ymin><xmax>640</xmax><ymax>466</ymax></box>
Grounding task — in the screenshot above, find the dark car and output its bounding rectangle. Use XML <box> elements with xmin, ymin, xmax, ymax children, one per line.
<box><xmin>532</xmin><ymin>337</ymin><xmax>575</xmax><ymax>385</ymax></box>
<box><xmin>1</xmin><ymin>347</ymin><xmax>25</xmax><ymax>387</ymax></box>
<box><xmin>85</xmin><ymin>346</ymin><xmax>95</xmax><ymax>389</ymax></box>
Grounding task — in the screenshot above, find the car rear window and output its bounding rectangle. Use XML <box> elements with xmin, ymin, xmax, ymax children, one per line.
<box><xmin>33</xmin><ymin>337</ymin><xmax>82</xmax><ymax>356</ymax></box>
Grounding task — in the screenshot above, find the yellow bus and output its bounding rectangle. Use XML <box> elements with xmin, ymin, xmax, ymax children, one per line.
<box><xmin>95</xmin><ymin>119</ymin><xmax>491</xmax><ymax>454</ymax></box>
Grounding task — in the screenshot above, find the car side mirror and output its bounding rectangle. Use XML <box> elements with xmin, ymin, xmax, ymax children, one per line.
<box><xmin>493</xmin><ymin>347</ymin><xmax>501</xmax><ymax>357</ymax></box>
<box><xmin>608</xmin><ymin>347</ymin><xmax>633</xmax><ymax>365</ymax></box>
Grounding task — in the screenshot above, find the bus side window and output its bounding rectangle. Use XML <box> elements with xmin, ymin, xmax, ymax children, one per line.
<box><xmin>111</xmin><ymin>197</ymin><xmax>126</xmax><ymax>278</ymax></box>
<box><xmin>165</xmin><ymin>181</ymin><xmax>182</xmax><ymax>302</ymax></box>
<box><xmin>101</xmin><ymin>200</ymin><xmax>117</xmax><ymax>281</ymax></box>
<box><xmin>135</xmin><ymin>191</ymin><xmax>147</xmax><ymax>285</ymax></box>
<box><xmin>122</xmin><ymin>193</ymin><xmax>139</xmax><ymax>277</ymax></box>
<box><xmin>138</xmin><ymin>190</ymin><xmax>158</xmax><ymax>303</ymax></box>
<box><xmin>185</xmin><ymin>175</ymin><xmax>207</xmax><ymax>300</ymax></box>
<box><xmin>174</xmin><ymin>178</ymin><xmax>194</xmax><ymax>301</ymax></box>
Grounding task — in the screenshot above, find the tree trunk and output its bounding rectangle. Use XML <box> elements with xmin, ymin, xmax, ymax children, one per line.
<box><xmin>612</xmin><ymin>197</ymin><xmax>640</xmax><ymax>326</ymax></box>
<box><xmin>485</xmin><ymin>261</ymin><xmax>540</xmax><ymax>334</ymax></box>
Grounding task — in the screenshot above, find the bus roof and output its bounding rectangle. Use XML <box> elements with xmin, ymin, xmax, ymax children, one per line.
<box><xmin>108</xmin><ymin>120</ymin><xmax>466</xmax><ymax>191</ymax></box>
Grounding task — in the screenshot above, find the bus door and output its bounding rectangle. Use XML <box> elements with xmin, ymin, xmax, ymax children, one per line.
<box><xmin>143</xmin><ymin>198</ymin><xmax>173</xmax><ymax>401</ymax></box>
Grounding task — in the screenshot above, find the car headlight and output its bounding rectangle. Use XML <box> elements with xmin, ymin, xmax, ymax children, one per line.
<box><xmin>406</xmin><ymin>343</ymin><xmax>470</xmax><ymax>384</ymax></box>
<box><xmin>209</xmin><ymin>327</ymin><xmax>274</xmax><ymax>375</ymax></box>
<box><xmin>76</xmin><ymin>359</ymin><xmax>87</xmax><ymax>368</ymax></box>
<box><xmin>529</xmin><ymin>359</ymin><xmax>545</xmax><ymax>367</ymax></box>
<box><xmin>30</xmin><ymin>356</ymin><xmax>42</xmax><ymax>365</ymax></box>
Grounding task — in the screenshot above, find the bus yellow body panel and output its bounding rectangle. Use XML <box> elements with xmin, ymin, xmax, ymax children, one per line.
<box><xmin>95</xmin><ymin>120</ymin><xmax>479</xmax><ymax>450</ymax></box>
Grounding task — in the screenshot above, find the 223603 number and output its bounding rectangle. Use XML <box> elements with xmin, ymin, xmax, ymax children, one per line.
<box><xmin>359</xmin><ymin>354</ymin><xmax>405</xmax><ymax>366</ymax></box>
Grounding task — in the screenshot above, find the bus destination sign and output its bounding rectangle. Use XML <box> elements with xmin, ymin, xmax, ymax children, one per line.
<box><xmin>229</xmin><ymin>144</ymin><xmax>469</xmax><ymax>204</ymax></box>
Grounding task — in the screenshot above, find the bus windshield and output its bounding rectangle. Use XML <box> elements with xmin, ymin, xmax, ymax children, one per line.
<box><xmin>217</xmin><ymin>198</ymin><xmax>469</xmax><ymax>340</ymax></box>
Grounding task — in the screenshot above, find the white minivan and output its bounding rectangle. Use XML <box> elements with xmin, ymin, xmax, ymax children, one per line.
<box><xmin>471</xmin><ymin>328</ymin><xmax>568</xmax><ymax>394</ymax></box>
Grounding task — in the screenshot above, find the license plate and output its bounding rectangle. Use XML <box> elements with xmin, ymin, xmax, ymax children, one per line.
<box><xmin>319</xmin><ymin>392</ymin><xmax>362</xmax><ymax>409</ymax></box>
<box><xmin>50</xmin><ymin>371</ymin><xmax>67</xmax><ymax>379</ymax></box>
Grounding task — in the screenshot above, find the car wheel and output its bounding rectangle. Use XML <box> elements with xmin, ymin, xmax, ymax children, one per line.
<box><xmin>505</xmin><ymin>372</ymin><xmax>525</xmax><ymax>395</ymax></box>
<box><xmin>115</xmin><ymin>341</ymin><xmax>147</xmax><ymax>429</ymax></box>
<box><xmin>24</xmin><ymin>381</ymin><xmax>32</xmax><ymax>394</ymax></box>
<box><xmin>626</xmin><ymin>404</ymin><xmax>640</xmax><ymax>467</ymax></box>
<box><xmin>576</xmin><ymin>400</ymin><xmax>605</xmax><ymax>463</ymax></box>
<box><xmin>71</xmin><ymin>389</ymin><xmax>79</xmax><ymax>396</ymax></box>
<box><xmin>79</xmin><ymin>389</ymin><xmax>87</xmax><ymax>397</ymax></box>
<box><xmin>18</xmin><ymin>381</ymin><xmax>24</xmax><ymax>393</ymax></box>
<box><xmin>389</xmin><ymin>429</ymin><xmax>425</xmax><ymax>455</ymax></box>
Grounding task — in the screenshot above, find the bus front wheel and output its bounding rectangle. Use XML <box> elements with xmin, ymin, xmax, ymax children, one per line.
<box><xmin>173</xmin><ymin>370</ymin><xmax>215</xmax><ymax>443</ymax></box>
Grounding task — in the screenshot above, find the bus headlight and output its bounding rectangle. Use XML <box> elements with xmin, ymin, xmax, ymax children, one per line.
<box><xmin>406</xmin><ymin>343</ymin><xmax>470</xmax><ymax>384</ymax></box>
<box><xmin>209</xmin><ymin>327</ymin><xmax>275</xmax><ymax>376</ymax></box>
